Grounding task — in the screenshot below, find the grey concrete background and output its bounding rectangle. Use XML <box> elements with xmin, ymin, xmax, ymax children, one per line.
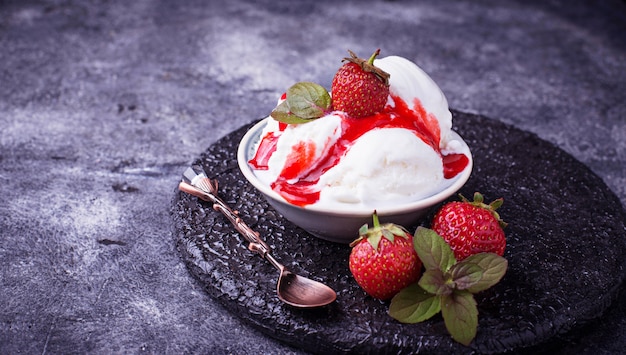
<box><xmin>1</xmin><ymin>0</ymin><xmax>624</xmax><ymax>354</ymax></box>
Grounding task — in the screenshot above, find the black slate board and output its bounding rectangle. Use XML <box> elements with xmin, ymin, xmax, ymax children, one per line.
<box><xmin>170</xmin><ymin>111</ymin><xmax>626</xmax><ymax>354</ymax></box>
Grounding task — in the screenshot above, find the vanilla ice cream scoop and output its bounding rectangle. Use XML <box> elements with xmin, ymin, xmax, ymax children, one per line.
<box><xmin>248</xmin><ymin>54</ymin><xmax>469</xmax><ymax>208</ymax></box>
<box><xmin>317</xmin><ymin>128</ymin><xmax>444</xmax><ymax>208</ymax></box>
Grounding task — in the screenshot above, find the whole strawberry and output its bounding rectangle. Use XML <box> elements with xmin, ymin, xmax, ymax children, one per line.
<box><xmin>331</xmin><ymin>49</ymin><xmax>390</xmax><ymax>118</ymax></box>
<box><xmin>349</xmin><ymin>212</ymin><xmax>422</xmax><ymax>300</ymax></box>
<box><xmin>431</xmin><ymin>192</ymin><xmax>507</xmax><ymax>261</ymax></box>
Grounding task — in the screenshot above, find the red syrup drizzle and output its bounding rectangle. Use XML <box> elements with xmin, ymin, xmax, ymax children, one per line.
<box><xmin>443</xmin><ymin>153</ymin><xmax>470</xmax><ymax>179</ymax></box>
<box><xmin>248</xmin><ymin>122</ymin><xmax>288</xmax><ymax>169</ymax></box>
<box><xmin>249</xmin><ymin>95</ymin><xmax>469</xmax><ymax>207</ymax></box>
<box><xmin>248</xmin><ymin>131</ymin><xmax>279</xmax><ymax>170</ymax></box>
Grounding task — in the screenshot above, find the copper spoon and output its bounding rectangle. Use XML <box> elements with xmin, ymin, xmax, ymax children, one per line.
<box><xmin>178</xmin><ymin>165</ymin><xmax>337</xmax><ymax>308</ymax></box>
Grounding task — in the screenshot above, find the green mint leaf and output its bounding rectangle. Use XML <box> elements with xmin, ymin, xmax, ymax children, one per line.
<box><xmin>418</xmin><ymin>268</ymin><xmax>452</xmax><ymax>296</ymax></box>
<box><xmin>270</xmin><ymin>82</ymin><xmax>331</xmax><ymax>124</ymax></box>
<box><xmin>441</xmin><ymin>290</ymin><xmax>478</xmax><ymax>346</ymax></box>
<box><xmin>462</xmin><ymin>253</ymin><xmax>508</xmax><ymax>293</ymax></box>
<box><xmin>287</xmin><ymin>82</ymin><xmax>331</xmax><ymax>118</ymax></box>
<box><xmin>413</xmin><ymin>227</ymin><xmax>456</xmax><ymax>272</ymax></box>
<box><xmin>389</xmin><ymin>283</ymin><xmax>442</xmax><ymax>323</ymax></box>
<box><xmin>448</xmin><ymin>262</ymin><xmax>483</xmax><ymax>291</ymax></box>
<box><xmin>270</xmin><ymin>100</ymin><xmax>317</xmax><ymax>124</ymax></box>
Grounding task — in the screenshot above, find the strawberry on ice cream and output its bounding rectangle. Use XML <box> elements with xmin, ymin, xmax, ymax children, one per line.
<box><xmin>248</xmin><ymin>51</ymin><xmax>470</xmax><ymax>209</ymax></box>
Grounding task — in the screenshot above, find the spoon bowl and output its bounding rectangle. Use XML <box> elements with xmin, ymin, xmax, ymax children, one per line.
<box><xmin>269</xmin><ymin>256</ymin><xmax>337</xmax><ymax>308</ymax></box>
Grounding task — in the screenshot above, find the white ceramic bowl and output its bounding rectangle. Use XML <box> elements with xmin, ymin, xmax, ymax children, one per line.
<box><xmin>237</xmin><ymin>118</ymin><xmax>473</xmax><ymax>244</ymax></box>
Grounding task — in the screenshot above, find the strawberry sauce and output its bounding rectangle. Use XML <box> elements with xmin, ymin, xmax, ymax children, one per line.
<box><xmin>249</xmin><ymin>95</ymin><xmax>469</xmax><ymax>206</ymax></box>
<box><xmin>443</xmin><ymin>153</ymin><xmax>470</xmax><ymax>179</ymax></box>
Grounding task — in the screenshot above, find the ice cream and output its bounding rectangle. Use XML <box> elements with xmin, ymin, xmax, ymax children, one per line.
<box><xmin>248</xmin><ymin>55</ymin><xmax>470</xmax><ymax>209</ymax></box>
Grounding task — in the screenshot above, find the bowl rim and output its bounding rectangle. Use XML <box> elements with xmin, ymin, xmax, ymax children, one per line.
<box><xmin>237</xmin><ymin>117</ymin><xmax>473</xmax><ymax>217</ymax></box>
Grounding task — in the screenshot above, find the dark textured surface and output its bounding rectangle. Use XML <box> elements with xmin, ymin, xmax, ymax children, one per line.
<box><xmin>1</xmin><ymin>0</ymin><xmax>625</xmax><ymax>354</ymax></box>
<box><xmin>171</xmin><ymin>112</ymin><xmax>626</xmax><ymax>354</ymax></box>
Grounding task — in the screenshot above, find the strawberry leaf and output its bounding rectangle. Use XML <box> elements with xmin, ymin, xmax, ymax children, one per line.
<box><xmin>441</xmin><ymin>290</ymin><xmax>478</xmax><ymax>346</ymax></box>
<box><xmin>418</xmin><ymin>268</ymin><xmax>452</xmax><ymax>296</ymax></box>
<box><xmin>389</xmin><ymin>283</ymin><xmax>441</xmax><ymax>323</ymax></box>
<box><xmin>359</xmin><ymin>213</ymin><xmax>410</xmax><ymax>250</ymax></box>
<box><xmin>386</xmin><ymin>223</ymin><xmax>409</xmax><ymax>239</ymax></box>
<box><xmin>462</xmin><ymin>253</ymin><xmax>508</xmax><ymax>293</ymax></box>
<box><xmin>382</xmin><ymin>228</ymin><xmax>395</xmax><ymax>241</ymax></box>
<box><xmin>448</xmin><ymin>262</ymin><xmax>483</xmax><ymax>291</ymax></box>
<box><xmin>413</xmin><ymin>227</ymin><xmax>456</xmax><ymax>272</ymax></box>
<box><xmin>489</xmin><ymin>198</ymin><xmax>504</xmax><ymax>210</ymax></box>
<box><xmin>367</xmin><ymin>232</ymin><xmax>383</xmax><ymax>251</ymax></box>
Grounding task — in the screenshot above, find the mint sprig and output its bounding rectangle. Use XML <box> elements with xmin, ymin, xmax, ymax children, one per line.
<box><xmin>389</xmin><ymin>227</ymin><xmax>508</xmax><ymax>346</ymax></box>
<box><xmin>270</xmin><ymin>82</ymin><xmax>331</xmax><ymax>124</ymax></box>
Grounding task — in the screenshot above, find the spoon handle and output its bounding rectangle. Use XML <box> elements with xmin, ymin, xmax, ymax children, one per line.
<box><xmin>212</xmin><ymin>202</ymin><xmax>271</xmax><ymax>257</ymax></box>
<box><xmin>178</xmin><ymin>166</ymin><xmax>272</xmax><ymax>259</ymax></box>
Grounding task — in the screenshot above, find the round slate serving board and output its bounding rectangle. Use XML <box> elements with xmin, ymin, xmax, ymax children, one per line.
<box><xmin>170</xmin><ymin>111</ymin><xmax>626</xmax><ymax>354</ymax></box>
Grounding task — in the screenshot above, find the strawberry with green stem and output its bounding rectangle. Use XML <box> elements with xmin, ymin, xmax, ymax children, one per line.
<box><xmin>331</xmin><ymin>49</ymin><xmax>390</xmax><ymax>118</ymax></box>
<box><xmin>349</xmin><ymin>212</ymin><xmax>422</xmax><ymax>300</ymax></box>
<box><xmin>431</xmin><ymin>192</ymin><xmax>507</xmax><ymax>261</ymax></box>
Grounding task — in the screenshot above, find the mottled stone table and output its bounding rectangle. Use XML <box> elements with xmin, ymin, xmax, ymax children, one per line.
<box><xmin>1</xmin><ymin>0</ymin><xmax>624</xmax><ymax>354</ymax></box>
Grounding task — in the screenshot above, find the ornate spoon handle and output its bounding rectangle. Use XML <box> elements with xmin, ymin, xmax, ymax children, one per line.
<box><xmin>179</xmin><ymin>165</ymin><xmax>271</xmax><ymax>258</ymax></box>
